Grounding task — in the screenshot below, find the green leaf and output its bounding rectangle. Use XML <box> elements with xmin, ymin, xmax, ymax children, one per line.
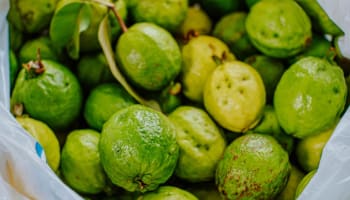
<box><xmin>49</xmin><ymin>0</ymin><xmax>92</xmax><ymax>59</ymax></box>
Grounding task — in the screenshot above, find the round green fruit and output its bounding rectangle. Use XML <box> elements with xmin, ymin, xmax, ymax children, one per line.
<box><xmin>168</xmin><ymin>106</ymin><xmax>226</xmax><ymax>182</ymax></box>
<box><xmin>99</xmin><ymin>105</ymin><xmax>179</xmax><ymax>192</ymax></box>
<box><xmin>116</xmin><ymin>23</ymin><xmax>182</xmax><ymax>91</ymax></box>
<box><xmin>246</xmin><ymin>0</ymin><xmax>312</xmax><ymax>58</ymax></box>
<box><xmin>137</xmin><ymin>186</ymin><xmax>198</xmax><ymax>200</ymax></box>
<box><xmin>129</xmin><ymin>0</ymin><xmax>188</xmax><ymax>33</ymax></box>
<box><xmin>84</xmin><ymin>83</ymin><xmax>136</xmax><ymax>131</ymax></box>
<box><xmin>274</xmin><ymin>57</ymin><xmax>347</xmax><ymax>138</ymax></box>
<box><xmin>10</xmin><ymin>60</ymin><xmax>83</xmax><ymax>130</ymax></box>
<box><xmin>216</xmin><ymin>134</ymin><xmax>291</xmax><ymax>200</ymax></box>
<box><xmin>213</xmin><ymin>12</ymin><xmax>258</xmax><ymax>60</ymax></box>
<box><xmin>61</xmin><ymin>129</ymin><xmax>106</xmax><ymax>194</ymax></box>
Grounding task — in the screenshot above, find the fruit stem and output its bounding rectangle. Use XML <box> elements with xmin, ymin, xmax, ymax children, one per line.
<box><xmin>22</xmin><ymin>48</ymin><xmax>45</xmax><ymax>77</ymax></box>
<box><xmin>91</xmin><ymin>0</ymin><xmax>128</xmax><ymax>33</ymax></box>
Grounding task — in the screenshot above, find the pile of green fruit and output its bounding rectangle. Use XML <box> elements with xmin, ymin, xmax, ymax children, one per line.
<box><xmin>7</xmin><ymin>0</ymin><xmax>350</xmax><ymax>199</ymax></box>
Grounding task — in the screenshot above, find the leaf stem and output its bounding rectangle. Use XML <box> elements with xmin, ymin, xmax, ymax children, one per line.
<box><xmin>90</xmin><ymin>0</ymin><xmax>128</xmax><ymax>33</ymax></box>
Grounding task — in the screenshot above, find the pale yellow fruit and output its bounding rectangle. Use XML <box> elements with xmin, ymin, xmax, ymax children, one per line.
<box><xmin>203</xmin><ymin>61</ymin><xmax>265</xmax><ymax>132</ymax></box>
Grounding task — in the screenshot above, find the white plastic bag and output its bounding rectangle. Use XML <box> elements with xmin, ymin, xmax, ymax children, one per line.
<box><xmin>0</xmin><ymin>0</ymin><xmax>349</xmax><ymax>199</ymax></box>
<box><xmin>0</xmin><ymin>1</ymin><xmax>82</xmax><ymax>199</ymax></box>
<box><xmin>298</xmin><ymin>0</ymin><xmax>350</xmax><ymax>199</ymax></box>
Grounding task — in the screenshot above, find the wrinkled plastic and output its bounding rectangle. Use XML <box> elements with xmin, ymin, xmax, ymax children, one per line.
<box><xmin>0</xmin><ymin>0</ymin><xmax>349</xmax><ymax>199</ymax></box>
<box><xmin>0</xmin><ymin>1</ymin><xmax>82</xmax><ymax>199</ymax></box>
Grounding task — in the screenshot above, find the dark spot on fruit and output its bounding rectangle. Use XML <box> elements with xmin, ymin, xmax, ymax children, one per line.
<box><xmin>239</xmin><ymin>88</ymin><xmax>245</xmax><ymax>94</ymax></box>
<box><xmin>273</xmin><ymin>33</ymin><xmax>279</xmax><ymax>38</ymax></box>
<box><xmin>241</xmin><ymin>76</ymin><xmax>249</xmax><ymax>81</ymax></box>
<box><xmin>208</xmin><ymin>43</ymin><xmax>216</xmax><ymax>51</ymax></box>
<box><xmin>47</xmin><ymin>3</ymin><xmax>52</xmax><ymax>8</ymax></box>
<box><xmin>333</xmin><ymin>87</ymin><xmax>339</xmax><ymax>94</ymax></box>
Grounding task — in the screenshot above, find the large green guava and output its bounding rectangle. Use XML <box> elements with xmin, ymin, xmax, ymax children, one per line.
<box><xmin>99</xmin><ymin>105</ymin><xmax>179</xmax><ymax>193</ymax></box>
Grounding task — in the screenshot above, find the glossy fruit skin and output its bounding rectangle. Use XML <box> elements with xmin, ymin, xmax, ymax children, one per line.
<box><xmin>168</xmin><ymin>106</ymin><xmax>226</xmax><ymax>182</ymax></box>
<box><xmin>216</xmin><ymin>134</ymin><xmax>291</xmax><ymax>200</ymax></box>
<box><xmin>10</xmin><ymin>60</ymin><xmax>83</xmax><ymax>130</ymax></box>
<box><xmin>116</xmin><ymin>23</ymin><xmax>182</xmax><ymax>91</ymax></box>
<box><xmin>246</xmin><ymin>0</ymin><xmax>312</xmax><ymax>58</ymax></box>
<box><xmin>274</xmin><ymin>57</ymin><xmax>347</xmax><ymax>138</ymax></box>
<box><xmin>213</xmin><ymin>12</ymin><xmax>258</xmax><ymax>60</ymax></box>
<box><xmin>16</xmin><ymin>117</ymin><xmax>60</xmax><ymax>172</ymax></box>
<box><xmin>61</xmin><ymin>129</ymin><xmax>106</xmax><ymax>194</ymax></box>
<box><xmin>203</xmin><ymin>61</ymin><xmax>265</xmax><ymax>132</ymax></box>
<box><xmin>296</xmin><ymin>125</ymin><xmax>335</xmax><ymax>172</ymax></box>
<box><xmin>129</xmin><ymin>0</ymin><xmax>188</xmax><ymax>33</ymax></box>
<box><xmin>84</xmin><ymin>83</ymin><xmax>136</xmax><ymax>131</ymax></box>
<box><xmin>181</xmin><ymin>35</ymin><xmax>236</xmax><ymax>103</ymax></box>
<box><xmin>8</xmin><ymin>0</ymin><xmax>58</xmax><ymax>34</ymax></box>
<box><xmin>137</xmin><ymin>186</ymin><xmax>198</xmax><ymax>200</ymax></box>
<box><xmin>99</xmin><ymin>105</ymin><xmax>179</xmax><ymax>193</ymax></box>
<box><xmin>244</xmin><ymin>55</ymin><xmax>285</xmax><ymax>103</ymax></box>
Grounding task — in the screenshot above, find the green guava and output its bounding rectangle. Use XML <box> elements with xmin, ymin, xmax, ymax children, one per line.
<box><xmin>274</xmin><ymin>56</ymin><xmax>347</xmax><ymax>138</ymax></box>
<box><xmin>137</xmin><ymin>186</ymin><xmax>198</xmax><ymax>200</ymax></box>
<box><xmin>116</xmin><ymin>23</ymin><xmax>182</xmax><ymax>91</ymax></box>
<box><xmin>288</xmin><ymin>34</ymin><xmax>334</xmax><ymax>64</ymax></box>
<box><xmin>10</xmin><ymin>60</ymin><xmax>83</xmax><ymax>130</ymax></box>
<box><xmin>246</xmin><ymin>0</ymin><xmax>312</xmax><ymax>58</ymax></box>
<box><xmin>296</xmin><ymin>125</ymin><xmax>335</xmax><ymax>172</ymax></box>
<box><xmin>203</xmin><ymin>61</ymin><xmax>265</xmax><ymax>132</ymax></box>
<box><xmin>247</xmin><ymin>105</ymin><xmax>295</xmax><ymax>155</ymax></box>
<box><xmin>61</xmin><ymin>129</ymin><xmax>107</xmax><ymax>194</ymax></box>
<box><xmin>18</xmin><ymin>36</ymin><xmax>63</xmax><ymax>65</ymax></box>
<box><xmin>199</xmin><ymin>0</ymin><xmax>241</xmax><ymax>20</ymax></box>
<box><xmin>185</xmin><ymin>181</ymin><xmax>222</xmax><ymax>200</ymax></box>
<box><xmin>84</xmin><ymin>83</ymin><xmax>136</xmax><ymax>131</ymax></box>
<box><xmin>99</xmin><ymin>105</ymin><xmax>179</xmax><ymax>192</ymax></box>
<box><xmin>168</xmin><ymin>106</ymin><xmax>226</xmax><ymax>182</ymax></box>
<box><xmin>129</xmin><ymin>0</ymin><xmax>188</xmax><ymax>33</ymax></box>
<box><xmin>76</xmin><ymin>53</ymin><xmax>115</xmax><ymax>91</ymax></box>
<box><xmin>181</xmin><ymin>35</ymin><xmax>236</xmax><ymax>103</ymax></box>
<box><xmin>16</xmin><ymin>116</ymin><xmax>60</xmax><ymax>172</ymax></box>
<box><xmin>244</xmin><ymin>55</ymin><xmax>285</xmax><ymax>103</ymax></box>
<box><xmin>8</xmin><ymin>0</ymin><xmax>58</xmax><ymax>33</ymax></box>
<box><xmin>213</xmin><ymin>12</ymin><xmax>258</xmax><ymax>60</ymax></box>
<box><xmin>276</xmin><ymin>165</ymin><xmax>305</xmax><ymax>200</ymax></box>
<box><xmin>176</xmin><ymin>5</ymin><xmax>212</xmax><ymax>40</ymax></box>
<box><xmin>216</xmin><ymin>134</ymin><xmax>291</xmax><ymax>199</ymax></box>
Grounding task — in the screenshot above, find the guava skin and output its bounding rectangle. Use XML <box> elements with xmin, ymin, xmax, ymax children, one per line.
<box><xmin>10</xmin><ymin>60</ymin><xmax>83</xmax><ymax>130</ymax></box>
<box><xmin>19</xmin><ymin>36</ymin><xmax>62</xmax><ymax>65</ymax></box>
<box><xmin>99</xmin><ymin>105</ymin><xmax>179</xmax><ymax>193</ymax></box>
<box><xmin>61</xmin><ymin>129</ymin><xmax>106</xmax><ymax>194</ymax></box>
<box><xmin>274</xmin><ymin>57</ymin><xmax>347</xmax><ymax>138</ymax></box>
<box><xmin>116</xmin><ymin>23</ymin><xmax>182</xmax><ymax>91</ymax></box>
<box><xmin>216</xmin><ymin>134</ymin><xmax>291</xmax><ymax>200</ymax></box>
<box><xmin>244</xmin><ymin>55</ymin><xmax>285</xmax><ymax>103</ymax></box>
<box><xmin>129</xmin><ymin>0</ymin><xmax>188</xmax><ymax>33</ymax></box>
<box><xmin>246</xmin><ymin>0</ymin><xmax>312</xmax><ymax>58</ymax></box>
<box><xmin>203</xmin><ymin>61</ymin><xmax>266</xmax><ymax>133</ymax></box>
<box><xmin>8</xmin><ymin>0</ymin><xmax>58</xmax><ymax>34</ymax></box>
<box><xmin>213</xmin><ymin>12</ymin><xmax>258</xmax><ymax>60</ymax></box>
<box><xmin>168</xmin><ymin>106</ymin><xmax>226</xmax><ymax>182</ymax></box>
<box><xmin>181</xmin><ymin>35</ymin><xmax>236</xmax><ymax>103</ymax></box>
<box><xmin>138</xmin><ymin>186</ymin><xmax>198</xmax><ymax>200</ymax></box>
